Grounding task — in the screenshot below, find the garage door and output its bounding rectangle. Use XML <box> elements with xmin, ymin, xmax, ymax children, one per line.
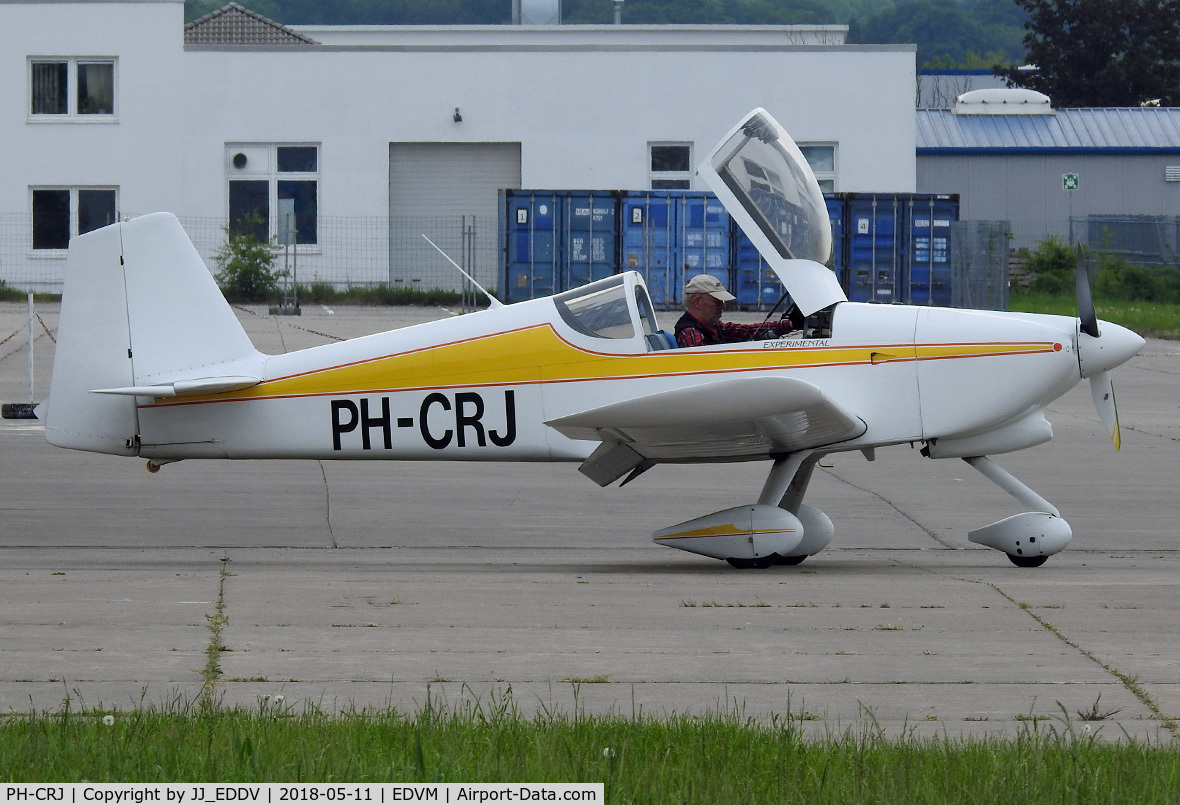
<box><xmin>389</xmin><ymin>142</ymin><xmax>522</xmax><ymax>294</ymax></box>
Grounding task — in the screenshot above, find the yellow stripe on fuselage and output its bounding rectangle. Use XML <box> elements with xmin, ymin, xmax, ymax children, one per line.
<box><xmin>148</xmin><ymin>324</ymin><xmax>1060</xmax><ymax>407</ymax></box>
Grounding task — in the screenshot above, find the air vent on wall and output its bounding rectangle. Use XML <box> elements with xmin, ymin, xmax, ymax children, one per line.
<box><xmin>1166</xmin><ymin>166</ymin><xmax>1180</xmax><ymax>182</ymax></box>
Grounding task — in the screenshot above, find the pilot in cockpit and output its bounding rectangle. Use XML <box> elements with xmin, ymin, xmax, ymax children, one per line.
<box><xmin>674</xmin><ymin>274</ymin><xmax>802</xmax><ymax>348</ymax></box>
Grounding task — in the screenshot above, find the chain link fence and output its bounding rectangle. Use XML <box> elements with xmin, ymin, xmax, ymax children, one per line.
<box><xmin>1069</xmin><ymin>215</ymin><xmax>1180</xmax><ymax>267</ymax></box>
<box><xmin>0</xmin><ymin>210</ymin><xmax>1094</xmax><ymax>312</ymax></box>
<box><xmin>951</xmin><ymin>221</ymin><xmax>1010</xmax><ymax>310</ymax></box>
<box><xmin>0</xmin><ymin>213</ymin><xmax>501</xmax><ymax>295</ymax></box>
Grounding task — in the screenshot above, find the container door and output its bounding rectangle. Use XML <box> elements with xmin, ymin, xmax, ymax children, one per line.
<box><xmin>564</xmin><ymin>191</ymin><xmax>617</xmax><ymax>290</ymax></box>
<box><xmin>906</xmin><ymin>195</ymin><xmax>958</xmax><ymax>307</ymax></box>
<box><xmin>847</xmin><ymin>194</ymin><xmax>901</xmax><ymax>304</ymax></box>
<box><xmin>621</xmin><ymin>192</ymin><xmax>677</xmax><ymax>309</ymax></box>
<box><xmin>679</xmin><ymin>192</ymin><xmax>732</xmax><ymax>300</ymax></box>
<box><xmin>503</xmin><ymin>191</ymin><xmax>560</xmax><ymax>302</ymax></box>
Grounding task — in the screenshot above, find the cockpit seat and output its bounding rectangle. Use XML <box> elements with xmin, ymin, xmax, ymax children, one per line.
<box><xmin>646</xmin><ymin>330</ymin><xmax>677</xmax><ymax>351</ymax></box>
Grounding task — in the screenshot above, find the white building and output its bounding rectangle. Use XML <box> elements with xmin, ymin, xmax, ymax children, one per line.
<box><xmin>1</xmin><ymin>0</ymin><xmax>917</xmax><ymax>292</ymax></box>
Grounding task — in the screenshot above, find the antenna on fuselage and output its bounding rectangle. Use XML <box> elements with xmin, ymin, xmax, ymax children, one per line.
<box><xmin>422</xmin><ymin>235</ymin><xmax>503</xmax><ymax>310</ymax></box>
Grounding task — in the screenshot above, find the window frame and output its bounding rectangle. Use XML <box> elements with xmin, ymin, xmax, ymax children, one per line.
<box><xmin>648</xmin><ymin>142</ymin><xmax>693</xmax><ymax>190</ymax></box>
<box><xmin>29</xmin><ymin>186</ymin><xmax>119</xmax><ymax>253</ymax></box>
<box><xmin>799</xmin><ymin>143</ymin><xmax>838</xmax><ymax>193</ymax></box>
<box><xmin>28</xmin><ymin>57</ymin><xmax>117</xmax><ymax>121</ymax></box>
<box><xmin>226</xmin><ymin>143</ymin><xmax>321</xmax><ymax>249</ymax></box>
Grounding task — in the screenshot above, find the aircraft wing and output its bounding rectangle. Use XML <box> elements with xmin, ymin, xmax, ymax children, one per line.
<box><xmin>546</xmin><ymin>376</ymin><xmax>866</xmax><ymax>486</ymax></box>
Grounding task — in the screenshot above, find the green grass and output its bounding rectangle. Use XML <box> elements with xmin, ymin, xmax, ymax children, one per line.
<box><xmin>2</xmin><ymin>695</ymin><xmax>1179</xmax><ymax>802</ymax></box>
<box><xmin>1009</xmin><ymin>291</ymin><xmax>1180</xmax><ymax>339</ymax></box>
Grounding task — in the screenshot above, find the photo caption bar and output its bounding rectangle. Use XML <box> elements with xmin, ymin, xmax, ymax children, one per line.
<box><xmin>1</xmin><ymin>785</ymin><xmax>602</xmax><ymax>805</ymax></box>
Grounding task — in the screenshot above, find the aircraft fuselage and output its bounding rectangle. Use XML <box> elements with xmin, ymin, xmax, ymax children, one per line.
<box><xmin>132</xmin><ymin>298</ymin><xmax>1094</xmax><ymax>465</ymax></box>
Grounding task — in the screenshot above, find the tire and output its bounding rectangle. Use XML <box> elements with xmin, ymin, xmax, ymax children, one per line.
<box><xmin>726</xmin><ymin>555</ymin><xmax>777</xmax><ymax>569</ymax></box>
<box><xmin>1007</xmin><ymin>553</ymin><xmax>1049</xmax><ymax>568</ymax></box>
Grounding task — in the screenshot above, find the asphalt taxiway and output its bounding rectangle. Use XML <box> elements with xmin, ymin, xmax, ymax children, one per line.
<box><xmin>1</xmin><ymin>301</ymin><xmax>1177</xmax><ymax>740</ymax></box>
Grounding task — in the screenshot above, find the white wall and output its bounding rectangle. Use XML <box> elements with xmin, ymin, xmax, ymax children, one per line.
<box><xmin>176</xmin><ymin>43</ymin><xmax>915</xmax><ymax>221</ymax></box>
<box><xmin>1</xmin><ymin>1</ymin><xmax>916</xmax><ymax>288</ymax></box>
<box><xmin>0</xmin><ymin>0</ymin><xmax>187</xmax><ymax>216</ymax></box>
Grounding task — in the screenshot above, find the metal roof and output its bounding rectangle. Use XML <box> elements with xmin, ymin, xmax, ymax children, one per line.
<box><xmin>184</xmin><ymin>3</ymin><xmax>318</xmax><ymax>46</ymax></box>
<box><xmin>917</xmin><ymin>108</ymin><xmax>1180</xmax><ymax>154</ymax></box>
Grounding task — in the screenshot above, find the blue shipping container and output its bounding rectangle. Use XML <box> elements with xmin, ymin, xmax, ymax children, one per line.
<box><xmin>505</xmin><ymin>190</ymin><xmax>959</xmax><ymax>309</ymax></box>
<box><xmin>905</xmin><ymin>195</ymin><xmax>958</xmax><ymax>306</ymax></box>
<box><xmin>621</xmin><ymin>191</ymin><xmax>732</xmax><ymax>309</ymax></box>
<box><xmin>734</xmin><ymin>195</ymin><xmax>843</xmax><ymax>310</ymax></box>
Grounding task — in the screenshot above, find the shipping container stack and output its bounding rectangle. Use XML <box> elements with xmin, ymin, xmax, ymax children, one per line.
<box><xmin>503</xmin><ymin>190</ymin><xmax>959</xmax><ymax>310</ymax></box>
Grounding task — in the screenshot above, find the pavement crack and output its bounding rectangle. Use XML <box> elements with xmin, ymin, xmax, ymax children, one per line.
<box><xmin>275</xmin><ymin>317</ymin><xmax>289</xmax><ymax>353</ymax></box>
<box><xmin>988</xmin><ymin>581</ymin><xmax>1179</xmax><ymax>739</ymax></box>
<box><xmin>819</xmin><ymin>465</ymin><xmax>958</xmax><ymax>548</ymax></box>
<box><xmin>319</xmin><ymin>460</ymin><xmax>339</xmax><ymax>548</ymax></box>
<box><xmin>199</xmin><ymin>554</ymin><xmax>231</xmax><ymax>711</ymax></box>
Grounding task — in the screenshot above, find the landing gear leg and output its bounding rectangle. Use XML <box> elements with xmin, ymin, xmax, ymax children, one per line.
<box><xmin>769</xmin><ymin>453</ymin><xmax>833</xmax><ymax>565</ymax></box>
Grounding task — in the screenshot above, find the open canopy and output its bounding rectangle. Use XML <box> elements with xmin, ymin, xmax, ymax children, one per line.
<box><xmin>698</xmin><ymin>108</ymin><xmax>845</xmax><ymax>316</ymax></box>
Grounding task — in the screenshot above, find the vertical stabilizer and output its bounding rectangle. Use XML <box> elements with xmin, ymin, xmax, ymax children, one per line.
<box><xmin>45</xmin><ymin>213</ymin><xmax>263</xmax><ymax>456</ymax></box>
<box><xmin>120</xmin><ymin>213</ymin><xmax>258</xmax><ymax>384</ymax></box>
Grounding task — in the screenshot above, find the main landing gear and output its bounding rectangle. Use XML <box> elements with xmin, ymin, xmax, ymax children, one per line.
<box><xmin>654</xmin><ymin>452</ymin><xmax>834</xmax><ymax>569</ymax></box>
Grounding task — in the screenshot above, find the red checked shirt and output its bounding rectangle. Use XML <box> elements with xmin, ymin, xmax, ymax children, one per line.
<box><xmin>674</xmin><ymin>312</ymin><xmax>795</xmax><ymax>348</ymax></box>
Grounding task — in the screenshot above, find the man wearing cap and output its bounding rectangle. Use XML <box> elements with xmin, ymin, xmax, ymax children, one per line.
<box><xmin>675</xmin><ymin>274</ymin><xmax>799</xmax><ymax>348</ymax></box>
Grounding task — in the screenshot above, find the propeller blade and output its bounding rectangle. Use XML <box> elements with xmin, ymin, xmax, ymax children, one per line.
<box><xmin>1090</xmin><ymin>371</ymin><xmax>1121</xmax><ymax>450</ymax></box>
<box><xmin>1075</xmin><ymin>246</ymin><xmax>1100</xmax><ymax>338</ymax></box>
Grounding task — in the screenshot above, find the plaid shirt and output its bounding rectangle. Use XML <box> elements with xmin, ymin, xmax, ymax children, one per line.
<box><xmin>674</xmin><ymin>312</ymin><xmax>794</xmax><ymax>348</ymax></box>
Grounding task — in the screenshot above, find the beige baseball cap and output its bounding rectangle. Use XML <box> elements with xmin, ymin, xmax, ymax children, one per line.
<box><xmin>684</xmin><ymin>274</ymin><xmax>735</xmax><ymax>302</ymax></box>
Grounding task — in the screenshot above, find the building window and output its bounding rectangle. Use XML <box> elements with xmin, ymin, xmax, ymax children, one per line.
<box><xmin>799</xmin><ymin>144</ymin><xmax>836</xmax><ymax>192</ymax></box>
<box><xmin>30</xmin><ymin>58</ymin><xmax>115</xmax><ymax>118</ymax></box>
<box><xmin>227</xmin><ymin>144</ymin><xmax>319</xmax><ymax>245</ymax></box>
<box><xmin>31</xmin><ymin>187</ymin><xmax>117</xmax><ymax>250</ymax></box>
<box><xmin>649</xmin><ymin>143</ymin><xmax>692</xmax><ymax>190</ymax></box>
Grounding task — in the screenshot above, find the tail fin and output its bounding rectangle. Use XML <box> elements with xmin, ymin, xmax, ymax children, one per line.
<box><xmin>44</xmin><ymin>213</ymin><xmax>263</xmax><ymax>455</ymax></box>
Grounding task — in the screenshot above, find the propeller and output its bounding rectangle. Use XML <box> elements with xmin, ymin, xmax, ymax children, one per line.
<box><xmin>1075</xmin><ymin>246</ymin><xmax>1100</xmax><ymax>338</ymax></box>
<box><xmin>1074</xmin><ymin>246</ymin><xmax>1143</xmax><ymax>450</ymax></box>
<box><xmin>1090</xmin><ymin>371</ymin><xmax>1121</xmax><ymax>450</ymax></box>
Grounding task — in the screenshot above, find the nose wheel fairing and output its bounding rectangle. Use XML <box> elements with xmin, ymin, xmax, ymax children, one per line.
<box><xmin>962</xmin><ymin>456</ymin><xmax>1071</xmax><ymax>564</ymax></box>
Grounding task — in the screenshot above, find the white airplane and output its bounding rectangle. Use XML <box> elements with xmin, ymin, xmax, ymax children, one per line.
<box><xmin>42</xmin><ymin>109</ymin><xmax>1144</xmax><ymax>569</ymax></box>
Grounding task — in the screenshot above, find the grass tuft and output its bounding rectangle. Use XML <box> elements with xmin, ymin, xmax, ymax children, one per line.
<box><xmin>2</xmin><ymin>692</ymin><xmax>1180</xmax><ymax>801</ymax></box>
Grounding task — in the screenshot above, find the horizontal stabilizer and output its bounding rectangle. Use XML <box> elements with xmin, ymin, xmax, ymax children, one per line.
<box><xmin>92</xmin><ymin>376</ymin><xmax>261</xmax><ymax>398</ymax></box>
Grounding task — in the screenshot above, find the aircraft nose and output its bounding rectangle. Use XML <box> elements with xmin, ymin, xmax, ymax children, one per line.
<box><xmin>1078</xmin><ymin>321</ymin><xmax>1146</xmax><ymax>378</ymax></box>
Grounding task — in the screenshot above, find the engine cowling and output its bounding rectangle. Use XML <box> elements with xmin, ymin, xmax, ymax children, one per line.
<box><xmin>653</xmin><ymin>504</ymin><xmax>803</xmax><ymax>562</ymax></box>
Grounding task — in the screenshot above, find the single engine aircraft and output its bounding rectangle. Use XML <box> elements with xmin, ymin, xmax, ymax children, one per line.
<box><xmin>42</xmin><ymin>109</ymin><xmax>1144</xmax><ymax>568</ymax></box>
